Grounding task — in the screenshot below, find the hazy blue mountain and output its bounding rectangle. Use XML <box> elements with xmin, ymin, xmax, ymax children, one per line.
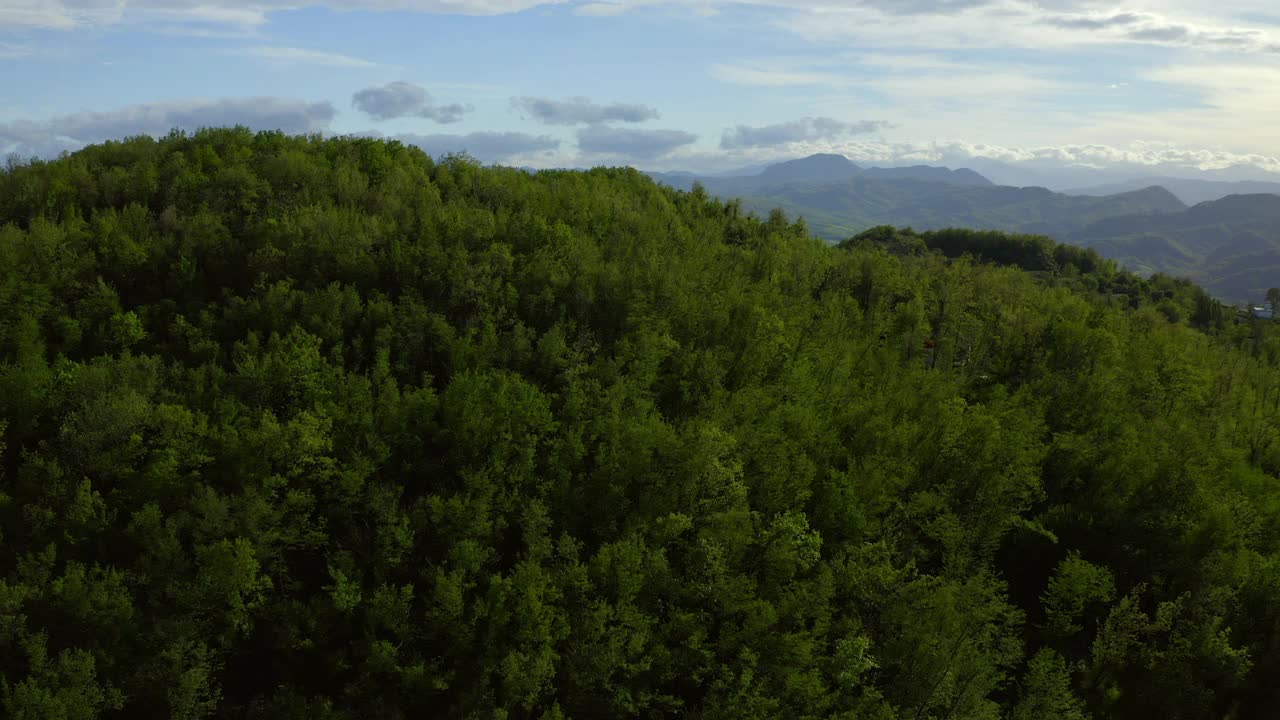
<box><xmin>645</xmin><ymin>153</ymin><xmax>994</xmax><ymax>194</ymax></box>
<box><xmin>643</xmin><ymin>170</ymin><xmax>703</xmax><ymax>189</ymax></box>
<box><xmin>725</xmin><ymin>181</ymin><xmax>1186</xmax><ymax>241</ymax></box>
<box><xmin>755</xmin><ymin>153</ymin><xmax>862</xmax><ymax>183</ymax></box>
<box><xmin>736</xmin><ymin>175</ymin><xmax>1280</xmax><ymax>301</ymax></box>
<box><xmin>932</xmin><ymin>157</ymin><xmax>1280</xmax><ymax>192</ymax></box>
<box><xmin>1065</xmin><ymin>177</ymin><xmax>1280</xmax><ymax>206</ymax></box>
<box><xmin>859</xmin><ymin>165</ymin><xmax>993</xmax><ymax>187</ymax></box>
<box><xmin>704</xmin><ymin>161</ymin><xmax>772</xmax><ymax>177</ymax></box>
<box><xmin>928</xmin><ymin>157</ymin><xmax>1130</xmax><ymax>190</ymax></box>
<box><xmin>726</xmin><ymin>175</ymin><xmax>1280</xmax><ymax>300</ymax></box>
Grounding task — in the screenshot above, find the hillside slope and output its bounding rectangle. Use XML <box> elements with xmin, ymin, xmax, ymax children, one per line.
<box><xmin>1070</xmin><ymin>194</ymin><xmax>1280</xmax><ymax>300</ymax></box>
<box><xmin>2</xmin><ymin>130</ymin><xmax>1280</xmax><ymax>720</ymax></box>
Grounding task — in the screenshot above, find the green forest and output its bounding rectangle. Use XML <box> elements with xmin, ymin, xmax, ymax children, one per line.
<box><xmin>4</xmin><ymin>128</ymin><xmax>1280</xmax><ymax>719</ymax></box>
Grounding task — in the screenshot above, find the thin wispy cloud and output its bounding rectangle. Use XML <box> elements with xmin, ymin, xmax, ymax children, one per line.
<box><xmin>0</xmin><ymin>0</ymin><xmax>569</xmax><ymax>31</ymax></box>
<box><xmin>775</xmin><ymin>2</ymin><xmax>1280</xmax><ymax>55</ymax></box>
<box><xmin>151</xmin><ymin>5</ymin><xmax>270</xmax><ymax>29</ymax></box>
<box><xmin>1043</xmin><ymin>12</ymin><xmax>1142</xmax><ymax>32</ymax></box>
<box><xmin>0</xmin><ymin>41</ymin><xmax>32</xmax><ymax>59</ymax></box>
<box><xmin>243</xmin><ymin>46</ymin><xmax>381</xmax><ymax>68</ymax></box>
<box><xmin>710</xmin><ymin>63</ymin><xmax>844</xmax><ymax>87</ymax></box>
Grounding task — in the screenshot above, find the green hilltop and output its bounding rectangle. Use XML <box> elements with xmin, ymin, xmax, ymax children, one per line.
<box><xmin>2</xmin><ymin>129</ymin><xmax>1280</xmax><ymax>719</ymax></box>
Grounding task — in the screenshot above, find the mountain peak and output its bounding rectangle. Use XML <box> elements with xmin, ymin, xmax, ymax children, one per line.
<box><xmin>1115</xmin><ymin>185</ymin><xmax>1187</xmax><ymax>212</ymax></box>
<box><xmin>758</xmin><ymin>153</ymin><xmax>861</xmax><ymax>183</ymax></box>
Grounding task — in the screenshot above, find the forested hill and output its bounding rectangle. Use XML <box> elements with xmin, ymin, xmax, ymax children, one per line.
<box><xmin>4</xmin><ymin>128</ymin><xmax>1280</xmax><ymax>720</ymax></box>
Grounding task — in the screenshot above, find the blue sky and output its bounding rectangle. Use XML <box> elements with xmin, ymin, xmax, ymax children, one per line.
<box><xmin>3</xmin><ymin>0</ymin><xmax>1280</xmax><ymax>182</ymax></box>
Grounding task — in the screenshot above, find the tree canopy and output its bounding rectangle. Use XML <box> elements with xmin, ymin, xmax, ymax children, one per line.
<box><xmin>3</xmin><ymin>128</ymin><xmax>1280</xmax><ymax>719</ymax></box>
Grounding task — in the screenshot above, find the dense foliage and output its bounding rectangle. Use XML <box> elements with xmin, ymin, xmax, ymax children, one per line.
<box><xmin>3</xmin><ymin>128</ymin><xmax>1280</xmax><ymax>719</ymax></box>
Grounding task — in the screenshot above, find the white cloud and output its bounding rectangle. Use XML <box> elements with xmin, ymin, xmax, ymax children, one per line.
<box><xmin>1077</xmin><ymin>62</ymin><xmax>1280</xmax><ymax>152</ymax></box>
<box><xmin>0</xmin><ymin>0</ymin><xmax>572</xmax><ymax>30</ymax></box>
<box><xmin>710</xmin><ymin>62</ymin><xmax>844</xmax><ymax>86</ymax></box>
<box><xmin>152</xmin><ymin>4</ymin><xmax>270</xmax><ymax>27</ymax></box>
<box><xmin>1051</xmin><ymin>10</ymin><xmax>1280</xmax><ymax>54</ymax></box>
<box><xmin>242</xmin><ymin>46</ymin><xmax>381</xmax><ymax>68</ymax></box>
<box><xmin>7</xmin><ymin>0</ymin><xmax>1280</xmax><ymax>62</ymax></box>
<box><xmin>0</xmin><ymin>42</ymin><xmax>34</xmax><ymax>58</ymax></box>
<box><xmin>0</xmin><ymin>0</ymin><xmax>93</xmax><ymax>29</ymax></box>
<box><xmin>917</xmin><ymin>140</ymin><xmax>1280</xmax><ymax>173</ymax></box>
<box><xmin>768</xmin><ymin>1</ymin><xmax>1280</xmax><ymax>56</ymax></box>
<box><xmin>8</xmin><ymin>0</ymin><xmax>1280</xmax><ymax>179</ymax></box>
<box><xmin>573</xmin><ymin>1</ymin><xmax>631</xmax><ymax>15</ymax></box>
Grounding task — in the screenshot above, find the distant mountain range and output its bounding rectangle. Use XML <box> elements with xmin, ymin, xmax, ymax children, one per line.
<box><xmin>1064</xmin><ymin>177</ymin><xmax>1280</xmax><ymax>206</ymax></box>
<box><xmin>921</xmin><ymin>156</ymin><xmax>1280</xmax><ymax>196</ymax></box>
<box><xmin>648</xmin><ymin>154</ymin><xmax>993</xmax><ymax>195</ymax></box>
<box><xmin>1070</xmin><ymin>194</ymin><xmax>1280</xmax><ymax>301</ymax></box>
<box><xmin>644</xmin><ymin>154</ymin><xmax>1280</xmax><ymax>301</ymax></box>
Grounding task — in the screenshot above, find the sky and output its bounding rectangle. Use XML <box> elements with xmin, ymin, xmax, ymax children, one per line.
<box><xmin>3</xmin><ymin>0</ymin><xmax>1280</xmax><ymax>185</ymax></box>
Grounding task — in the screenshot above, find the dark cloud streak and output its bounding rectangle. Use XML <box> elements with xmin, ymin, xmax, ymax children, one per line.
<box><xmin>857</xmin><ymin>0</ymin><xmax>992</xmax><ymax>15</ymax></box>
<box><xmin>721</xmin><ymin>116</ymin><xmax>890</xmax><ymax>149</ymax></box>
<box><xmin>512</xmin><ymin>96</ymin><xmax>660</xmax><ymax>125</ymax></box>
<box><xmin>576</xmin><ymin>126</ymin><xmax>697</xmax><ymax>159</ymax></box>
<box><xmin>1043</xmin><ymin>12</ymin><xmax>1141</xmax><ymax>31</ymax></box>
<box><xmin>352</xmin><ymin>81</ymin><xmax>472</xmax><ymax>123</ymax></box>
<box><xmin>1128</xmin><ymin>25</ymin><xmax>1190</xmax><ymax>42</ymax></box>
<box><xmin>1043</xmin><ymin>10</ymin><xmax>1277</xmax><ymax>53</ymax></box>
